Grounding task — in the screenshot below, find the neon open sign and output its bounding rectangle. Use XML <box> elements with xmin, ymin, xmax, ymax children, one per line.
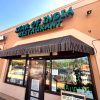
<box><xmin>15</xmin><ymin>7</ymin><xmax>74</xmax><ymax>37</ymax></box>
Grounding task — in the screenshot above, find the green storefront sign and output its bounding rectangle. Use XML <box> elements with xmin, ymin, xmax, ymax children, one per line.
<box><xmin>15</xmin><ymin>7</ymin><xmax>74</xmax><ymax>37</ymax></box>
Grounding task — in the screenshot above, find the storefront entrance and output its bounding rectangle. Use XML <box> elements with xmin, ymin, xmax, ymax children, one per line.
<box><xmin>25</xmin><ymin>53</ymin><xmax>96</xmax><ymax>100</ymax></box>
<box><xmin>25</xmin><ymin>59</ymin><xmax>45</xmax><ymax>100</ymax></box>
<box><xmin>0</xmin><ymin>35</ymin><xmax>97</xmax><ymax>100</ymax></box>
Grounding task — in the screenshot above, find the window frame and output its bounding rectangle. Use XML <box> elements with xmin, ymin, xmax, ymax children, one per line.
<box><xmin>4</xmin><ymin>55</ymin><xmax>98</xmax><ymax>100</ymax></box>
<box><xmin>44</xmin><ymin>56</ymin><xmax>97</xmax><ymax>100</ymax></box>
<box><xmin>5</xmin><ymin>58</ymin><xmax>28</xmax><ymax>87</ymax></box>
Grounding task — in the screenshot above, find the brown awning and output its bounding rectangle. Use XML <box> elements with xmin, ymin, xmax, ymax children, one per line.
<box><xmin>0</xmin><ymin>35</ymin><xmax>94</xmax><ymax>58</ymax></box>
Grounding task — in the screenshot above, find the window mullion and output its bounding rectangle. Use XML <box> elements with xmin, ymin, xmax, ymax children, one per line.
<box><xmin>23</xmin><ymin>54</ymin><xmax>28</xmax><ymax>86</ymax></box>
<box><xmin>50</xmin><ymin>53</ymin><xmax>52</xmax><ymax>91</ymax></box>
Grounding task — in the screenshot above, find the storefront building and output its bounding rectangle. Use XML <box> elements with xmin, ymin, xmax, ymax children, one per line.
<box><xmin>0</xmin><ymin>0</ymin><xmax>100</xmax><ymax>100</ymax></box>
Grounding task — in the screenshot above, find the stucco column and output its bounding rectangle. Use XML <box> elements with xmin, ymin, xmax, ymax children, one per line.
<box><xmin>90</xmin><ymin>55</ymin><xmax>100</xmax><ymax>100</ymax></box>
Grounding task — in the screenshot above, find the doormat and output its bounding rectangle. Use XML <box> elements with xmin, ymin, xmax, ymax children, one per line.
<box><xmin>0</xmin><ymin>97</ymin><xmax>5</xmax><ymax>100</ymax></box>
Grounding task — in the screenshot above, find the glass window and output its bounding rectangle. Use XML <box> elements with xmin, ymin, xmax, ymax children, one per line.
<box><xmin>30</xmin><ymin>60</ymin><xmax>44</xmax><ymax>80</ymax></box>
<box><xmin>45</xmin><ymin>60</ymin><xmax>51</xmax><ymax>91</ymax></box>
<box><xmin>45</xmin><ymin>57</ymin><xmax>94</xmax><ymax>100</ymax></box>
<box><xmin>6</xmin><ymin>59</ymin><xmax>28</xmax><ymax>86</ymax></box>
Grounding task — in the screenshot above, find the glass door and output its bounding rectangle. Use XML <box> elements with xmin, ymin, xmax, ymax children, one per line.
<box><xmin>25</xmin><ymin>59</ymin><xmax>45</xmax><ymax>100</ymax></box>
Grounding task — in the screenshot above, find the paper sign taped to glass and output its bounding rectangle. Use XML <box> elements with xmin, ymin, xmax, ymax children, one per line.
<box><xmin>31</xmin><ymin>79</ymin><xmax>39</xmax><ymax>91</ymax></box>
<box><xmin>61</xmin><ymin>90</ymin><xmax>86</xmax><ymax>100</ymax></box>
<box><xmin>31</xmin><ymin>91</ymin><xmax>39</xmax><ymax>98</ymax></box>
<box><xmin>30</xmin><ymin>97</ymin><xmax>38</xmax><ymax>100</ymax></box>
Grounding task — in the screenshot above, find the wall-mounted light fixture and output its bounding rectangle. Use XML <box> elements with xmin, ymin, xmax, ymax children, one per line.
<box><xmin>0</xmin><ymin>35</ymin><xmax>6</xmax><ymax>41</ymax></box>
<box><xmin>87</xmin><ymin>10</ymin><xmax>92</xmax><ymax>15</ymax></box>
<box><xmin>88</xmin><ymin>30</ymin><xmax>91</xmax><ymax>33</ymax></box>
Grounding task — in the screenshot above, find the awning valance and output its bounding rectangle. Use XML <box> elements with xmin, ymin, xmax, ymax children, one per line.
<box><xmin>0</xmin><ymin>35</ymin><xmax>94</xmax><ymax>58</ymax></box>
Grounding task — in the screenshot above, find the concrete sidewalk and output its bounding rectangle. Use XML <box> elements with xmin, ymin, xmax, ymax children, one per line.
<box><xmin>0</xmin><ymin>92</ymin><xmax>19</xmax><ymax>100</ymax></box>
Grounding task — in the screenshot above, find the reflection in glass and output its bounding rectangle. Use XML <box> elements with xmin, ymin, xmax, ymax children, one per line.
<box><xmin>45</xmin><ymin>60</ymin><xmax>51</xmax><ymax>90</ymax></box>
<box><xmin>46</xmin><ymin>57</ymin><xmax>94</xmax><ymax>100</ymax></box>
<box><xmin>30</xmin><ymin>60</ymin><xmax>44</xmax><ymax>80</ymax></box>
<box><xmin>6</xmin><ymin>59</ymin><xmax>26</xmax><ymax>85</ymax></box>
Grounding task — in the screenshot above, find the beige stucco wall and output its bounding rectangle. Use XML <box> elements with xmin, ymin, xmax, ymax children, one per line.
<box><xmin>44</xmin><ymin>93</ymin><xmax>60</xmax><ymax>100</ymax></box>
<box><xmin>0</xmin><ymin>59</ymin><xmax>4</xmax><ymax>78</ymax></box>
<box><xmin>0</xmin><ymin>0</ymin><xmax>100</xmax><ymax>100</ymax></box>
<box><xmin>90</xmin><ymin>55</ymin><xmax>100</xmax><ymax>100</ymax></box>
<box><xmin>0</xmin><ymin>42</ymin><xmax>5</xmax><ymax>78</ymax></box>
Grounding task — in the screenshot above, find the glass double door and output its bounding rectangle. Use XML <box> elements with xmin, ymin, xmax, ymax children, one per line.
<box><xmin>25</xmin><ymin>59</ymin><xmax>45</xmax><ymax>100</ymax></box>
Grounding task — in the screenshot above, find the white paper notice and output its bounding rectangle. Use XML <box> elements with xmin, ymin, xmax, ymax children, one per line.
<box><xmin>31</xmin><ymin>91</ymin><xmax>39</xmax><ymax>98</ymax></box>
<box><xmin>52</xmin><ymin>69</ymin><xmax>58</xmax><ymax>75</ymax></box>
<box><xmin>30</xmin><ymin>97</ymin><xmax>38</xmax><ymax>100</ymax></box>
<box><xmin>31</xmin><ymin>79</ymin><xmax>39</xmax><ymax>91</ymax></box>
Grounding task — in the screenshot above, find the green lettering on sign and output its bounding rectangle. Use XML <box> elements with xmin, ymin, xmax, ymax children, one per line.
<box><xmin>64</xmin><ymin>84</ymin><xmax>92</xmax><ymax>93</ymax></box>
<box><xmin>15</xmin><ymin>7</ymin><xmax>74</xmax><ymax>37</ymax></box>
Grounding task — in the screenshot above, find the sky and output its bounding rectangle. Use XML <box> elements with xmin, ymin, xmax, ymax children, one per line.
<box><xmin>0</xmin><ymin>0</ymin><xmax>76</xmax><ymax>31</ymax></box>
